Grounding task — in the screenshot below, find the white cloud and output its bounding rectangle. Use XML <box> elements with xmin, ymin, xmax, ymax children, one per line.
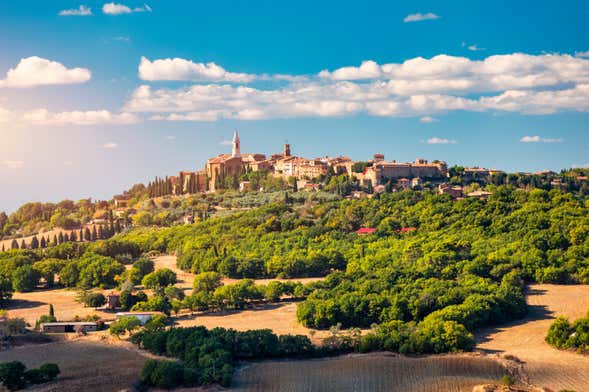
<box><xmin>520</xmin><ymin>135</ymin><xmax>563</xmax><ymax>143</ymax></box>
<box><xmin>2</xmin><ymin>160</ymin><xmax>24</xmax><ymax>169</ymax></box>
<box><xmin>0</xmin><ymin>56</ymin><xmax>91</xmax><ymax>88</ymax></box>
<box><xmin>575</xmin><ymin>51</ymin><xmax>589</xmax><ymax>58</ymax></box>
<box><xmin>220</xmin><ymin>140</ymin><xmax>233</xmax><ymax>145</ymax></box>
<box><xmin>103</xmin><ymin>142</ymin><xmax>118</xmax><ymax>149</ymax></box>
<box><xmin>58</xmin><ymin>5</ymin><xmax>92</xmax><ymax>16</ymax></box>
<box><xmin>122</xmin><ymin>52</ymin><xmax>589</xmax><ymax>121</ymax></box>
<box><xmin>0</xmin><ymin>105</ymin><xmax>140</xmax><ymax>126</ymax></box>
<box><xmin>404</xmin><ymin>12</ymin><xmax>440</xmax><ymax>23</ymax></box>
<box><xmin>420</xmin><ymin>116</ymin><xmax>439</xmax><ymax>123</ymax></box>
<box><xmin>138</xmin><ymin>57</ymin><xmax>256</xmax><ymax>83</ymax></box>
<box><xmin>103</xmin><ymin>3</ymin><xmax>151</xmax><ymax>15</ymax></box>
<box><xmin>468</xmin><ymin>44</ymin><xmax>485</xmax><ymax>52</ymax></box>
<box><xmin>423</xmin><ymin>137</ymin><xmax>457</xmax><ymax>144</ymax></box>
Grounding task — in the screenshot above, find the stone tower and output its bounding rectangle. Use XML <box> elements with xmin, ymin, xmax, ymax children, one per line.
<box><xmin>284</xmin><ymin>143</ymin><xmax>291</xmax><ymax>157</ymax></box>
<box><xmin>232</xmin><ymin>130</ymin><xmax>241</xmax><ymax>158</ymax></box>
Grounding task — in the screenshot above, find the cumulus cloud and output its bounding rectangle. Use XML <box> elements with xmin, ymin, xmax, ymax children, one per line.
<box><xmin>0</xmin><ymin>56</ymin><xmax>91</xmax><ymax>88</ymax></box>
<box><xmin>103</xmin><ymin>142</ymin><xmax>118</xmax><ymax>149</ymax></box>
<box><xmin>424</xmin><ymin>137</ymin><xmax>457</xmax><ymax>144</ymax></box>
<box><xmin>103</xmin><ymin>3</ymin><xmax>151</xmax><ymax>15</ymax></box>
<box><xmin>520</xmin><ymin>135</ymin><xmax>563</xmax><ymax>143</ymax></box>
<box><xmin>420</xmin><ymin>116</ymin><xmax>439</xmax><ymax>123</ymax></box>
<box><xmin>2</xmin><ymin>160</ymin><xmax>24</xmax><ymax>169</ymax></box>
<box><xmin>120</xmin><ymin>52</ymin><xmax>589</xmax><ymax>121</ymax></box>
<box><xmin>58</xmin><ymin>5</ymin><xmax>92</xmax><ymax>16</ymax></box>
<box><xmin>404</xmin><ymin>12</ymin><xmax>440</xmax><ymax>23</ymax></box>
<box><xmin>0</xmin><ymin>106</ymin><xmax>140</xmax><ymax>126</ymax></box>
<box><xmin>138</xmin><ymin>57</ymin><xmax>256</xmax><ymax>83</ymax></box>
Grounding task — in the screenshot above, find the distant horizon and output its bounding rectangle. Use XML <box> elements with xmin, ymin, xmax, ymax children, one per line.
<box><xmin>1</xmin><ymin>0</ymin><xmax>588</xmax><ymax>213</ymax></box>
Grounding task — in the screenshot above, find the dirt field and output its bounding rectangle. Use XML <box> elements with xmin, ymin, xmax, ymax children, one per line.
<box><xmin>6</xmin><ymin>288</ymin><xmax>116</xmax><ymax>326</ymax></box>
<box><xmin>477</xmin><ymin>284</ymin><xmax>589</xmax><ymax>391</ymax></box>
<box><xmin>231</xmin><ymin>353</ymin><xmax>507</xmax><ymax>392</ymax></box>
<box><xmin>0</xmin><ymin>337</ymin><xmax>147</xmax><ymax>392</ymax></box>
<box><xmin>175</xmin><ymin>302</ymin><xmax>331</xmax><ymax>343</ymax></box>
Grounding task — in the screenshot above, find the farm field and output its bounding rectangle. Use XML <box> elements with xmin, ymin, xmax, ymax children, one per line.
<box><xmin>7</xmin><ymin>288</ymin><xmax>115</xmax><ymax>326</ymax></box>
<box><xmin>476</xmin><ymin>284</ymin><xmax>589</xmax><ymax>391</ymax></box>
<box><xmin>175</xmin><ymin>302</ymin><xmax>331</xmax><ymax>342</ymax></box>
<box><xmin>0</xmin><ymin>337</ymin><xmax>147</xmax><ymax>392</ymax></box>
<box><xmin>231</xmin><ymin>353</ymin><xmax>506</xmax><ymax>392</ymax></box>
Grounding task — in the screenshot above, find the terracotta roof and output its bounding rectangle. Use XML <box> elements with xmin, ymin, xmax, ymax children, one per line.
<box><xmin>356</xmin><ymin>228</ymin><xmax>377</xmax><ymax>235</ymax></box>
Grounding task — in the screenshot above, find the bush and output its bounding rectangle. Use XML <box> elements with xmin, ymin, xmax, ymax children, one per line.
<box><xmin>0</xmin><ymin>361</ymin><xmax>26</xmax><ymax>390</ymax></box>
<box><xmin>110</xmin><ymin>316</ymin><xmax>142</xmax><ymax>337</ymax></box>
<box><xmin>140</xmin><ymin>360</ymin><xmax>185</xmax><ymax>389</ymax></box>
<box><xmin>546</xmin><ymin>316</ymin><xmax>572</xmax><ymax>349</ymax></box>
<box><xmin>38</xmin><ymin>363</ymin><xmax>60</xmax><ymax>381</ymax></box>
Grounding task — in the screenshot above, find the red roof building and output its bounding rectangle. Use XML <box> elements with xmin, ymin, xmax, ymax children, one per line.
<box><xmin>356</xmin><ymin>228</ymin><xmax>377</xmax><ymax>235</ymax></box>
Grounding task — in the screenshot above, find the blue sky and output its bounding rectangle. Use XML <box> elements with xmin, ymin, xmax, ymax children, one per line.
<box><xmin>0</xmin><ymin>0</ymin><xmax>588</xmax><ymax>212</ymax></box>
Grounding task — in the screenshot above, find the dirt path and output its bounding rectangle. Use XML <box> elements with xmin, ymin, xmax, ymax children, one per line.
<box><xmin>476</xmin><ymin>284</ymin><xmax>589</xmax><ymax>391</ymax></box>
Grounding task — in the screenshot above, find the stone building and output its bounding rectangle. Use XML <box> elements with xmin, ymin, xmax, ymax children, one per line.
<box><xmin>205</xmin><ymin>130</ymin><xmax>267</xmax><ymax>191</ymax></box>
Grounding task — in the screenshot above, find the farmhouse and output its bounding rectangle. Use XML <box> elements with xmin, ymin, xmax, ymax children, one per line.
<box><xmin>41</xmin><ymin>322</ymin><xmax>98</xmax><ymax>334</ymax></box>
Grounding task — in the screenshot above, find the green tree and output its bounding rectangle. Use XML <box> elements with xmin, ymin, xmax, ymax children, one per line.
<box><xmin>109</xmin><ymin>316</ymin><xmax>141</xmax><ymax>337</ymax></box>
<box><xmin>12</xmin><ymin>265</ymin><xmax>40</xmax><ymax>292</ymax></box>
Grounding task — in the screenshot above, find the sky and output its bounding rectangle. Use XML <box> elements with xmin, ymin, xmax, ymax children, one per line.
<box><xmin>0</xmin><ymin>0</ymin><xmax>588</xmax><ymax>213</ymax></box>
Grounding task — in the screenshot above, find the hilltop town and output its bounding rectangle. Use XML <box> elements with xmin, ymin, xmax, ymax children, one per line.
<box><xmin>135</xmin><ymin>130</ymin><xmax>503</xmax><ymax>199</ymax></box>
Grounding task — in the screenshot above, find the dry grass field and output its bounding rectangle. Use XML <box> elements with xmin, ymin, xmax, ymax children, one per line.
<box><xmin>231</xmin><ymin>353</ymin><xmax>507</xmax><ymax>392</ymax></box>
<box><xmin>0</xmin><ymin>337</ymin><xmax>147</xmax><ymax>392</ymax></box>
<box><xmin>476</xmin><ymin>284</ymin><xmax>589</xmax><ymax>391</ymax></box>
<box><xmin>6</xmin><ymin>288</ymin><xmax>116</xmax><ymax>326</ymax></box>
<box><xmin>0</xmin><ymin>224</ymin><xmax>99</xmax><ymax>251</ymax></box>
<box><xmin>175</xmin><ymin>302</ymin><xmax>331</xmax><ymax>343</ymax></box>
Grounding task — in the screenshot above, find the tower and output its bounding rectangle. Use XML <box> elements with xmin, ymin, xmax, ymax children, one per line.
<box><xmin>284</xmin><ymin>143</ymin><xmax>291</xmax><ymax>157</ymax></box>
<box><xmin>232</xmin><ymin>130</ymin><xmax>241</xmax><ymax>158</ymax></box>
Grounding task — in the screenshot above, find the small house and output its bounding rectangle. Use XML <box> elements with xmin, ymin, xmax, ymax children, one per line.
<box><xmin>41</xmin><ymin>322</ymin><xmax>98</xmax><ymax>334</ymax></box>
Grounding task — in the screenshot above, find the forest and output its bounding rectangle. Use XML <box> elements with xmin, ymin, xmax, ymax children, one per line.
<box><xmin>0</xmin><ymin>184</ymin><xmax>588</xmax><ymax>387</ymax></box>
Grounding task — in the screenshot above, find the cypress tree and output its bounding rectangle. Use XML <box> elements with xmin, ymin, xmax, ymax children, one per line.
<box><xmin>52</xmin><ymin>235</ymin><xmax>58</xmax><ymax>246</ymax></box>
<box><xmin>91</xmin><ymin>226</ymin><xmax>97</xmax><ymax>241</ymax></box>
<box><xmin>64</xmin><ymin>233</ymin><xmax>70</xmax><ymax>242</ymax></box>
<box><xmin>70</xmin><ymin>230</ymin><xmax>77</xmax><ymax>242</ymax></box>
<box><xmin>20</xmin><ymin>239</ymin><xmax>26</xmax><ymax>249</ymax></box>
<box><xmin>49</xmin><ymin>304</ymin><xmax>55</xmax><ymax>317</ymax></box>
<box><xmin>84</xmin><ymin>227</ymin><xmax>91</xmax><ymax>242</ymax></box>
<box><xmin>58</xmin><ymin>232</ymin><xmax>64</xmax><ymax>244</ymax></box>
<box><xmin>40</xmin><ymin>236</ymin><xmax>47</xmax><ymax>248</ymax></box>
<box><xmin>79</xmin><ymin>229</ymin><xmax>84</xmax><ymax>242</ymax></box>
<box><xmin>31</xmin><ymin>236</ymin><xmax>39</xmax><ymax>249</ymax></box>
<box><xmin>11</xmin><ymin>239</ymin><xmax>18</xmax><ymax>250</ymax></box>
<box><xmin>98</xmin><ymin>225</ymin><xmax>104</xmax><ymax>239</ymax></box>
<box><xmin>115</xmin><ymin>220</ymin><xmax>121</xmax><ymax>233</ymax></box>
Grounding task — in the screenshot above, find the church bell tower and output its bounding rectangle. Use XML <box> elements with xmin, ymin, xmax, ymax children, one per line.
<box><xmin>232</xmin><ymin>130</ymin><xmax>241</xmax><ymax>158</ymax></box>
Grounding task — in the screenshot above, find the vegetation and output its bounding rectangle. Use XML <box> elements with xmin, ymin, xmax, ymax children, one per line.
<box><xmin>0</xmin><ymin>361</ymin><xmax>59</xmax><ymax>391</ymax></box>
<box><xmin>133</xmin><ymin>327</ymin><xmax>315</xmax><ymax>389</ymax></box>
<box><xmin>546</xmin><ymin>310</ymin><xmax>589</xmax><ymax>352</ymax></box>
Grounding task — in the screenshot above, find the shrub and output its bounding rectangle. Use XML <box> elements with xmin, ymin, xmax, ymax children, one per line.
<box><xmin>109</xmin><ymin>316</ymin><xmax>142</xmax><ymax>337</ymax></box>
<box><xmin>38</xmin><ymin>363</ymin><xmax>60</xmax><ymax>381</ymax></box>
<box><xmin>0</xmin><ymin>361</ymin><xmax>26</xmax><ymax>390</ymax></box>
<box><xmin>546</xmin><ymin>316</ymin><xmax>572</xmax><ymax>349</ymax></box>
